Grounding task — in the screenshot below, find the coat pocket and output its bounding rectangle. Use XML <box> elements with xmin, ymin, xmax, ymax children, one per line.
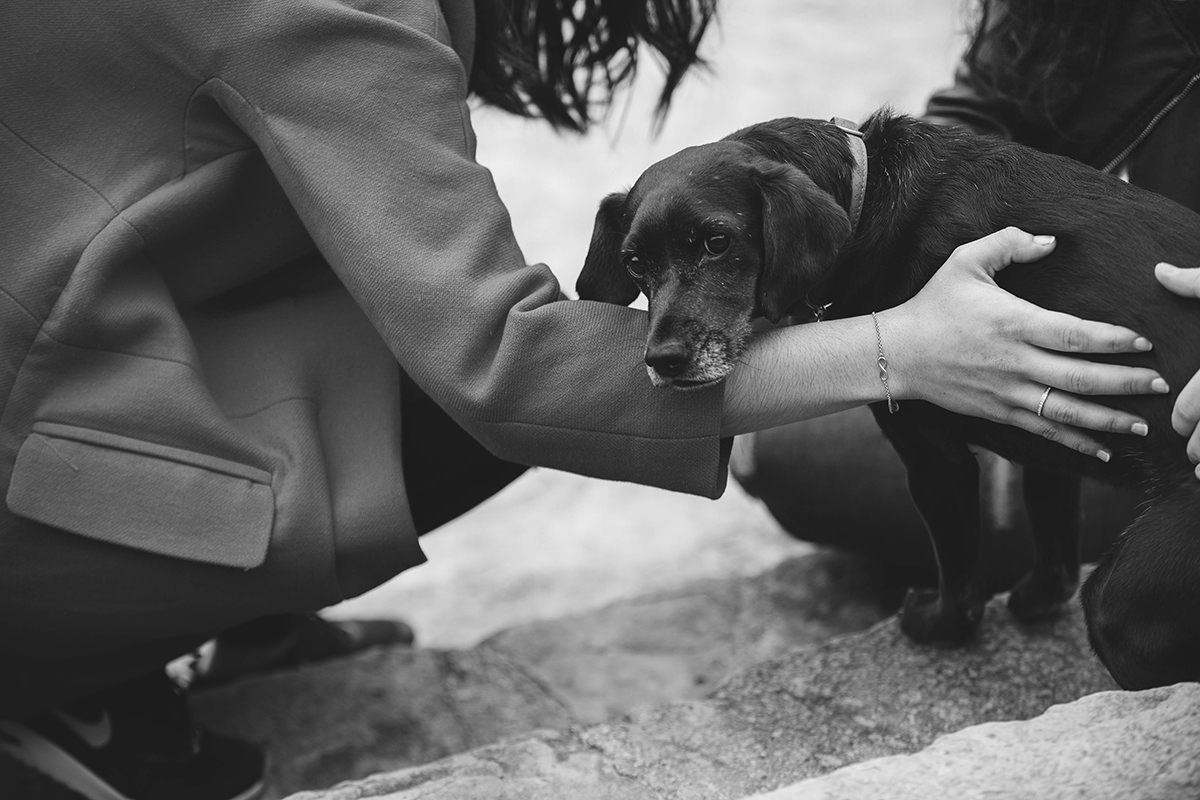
<box><xmin>6</xmin><ymin>422</ymin><xmax>274</xmax><ymax>569</ymax></box>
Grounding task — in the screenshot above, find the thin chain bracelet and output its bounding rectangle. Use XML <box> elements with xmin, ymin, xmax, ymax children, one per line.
<box><xmin>871</xmin><ymin>311</ymin><xmax>900</xmax><ymax>414</ymax></box>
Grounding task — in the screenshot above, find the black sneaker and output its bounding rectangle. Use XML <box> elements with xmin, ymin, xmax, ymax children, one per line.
<box><xmin>0</xmin><ymin>671</ymin><xmax>264</xmax><ymax>800</ymax></box>
<box><xmin>187</xmin><ymin>613</ymin><xmax>414</xmax><ymax>689</ymax></box>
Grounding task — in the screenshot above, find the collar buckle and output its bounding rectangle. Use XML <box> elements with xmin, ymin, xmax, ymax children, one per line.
<box><xmin>806</xmin><ymin>298</ymin><xmax>833</xmax><ymax>323</ymax></box>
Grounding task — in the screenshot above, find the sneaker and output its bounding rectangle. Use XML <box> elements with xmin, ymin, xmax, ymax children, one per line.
<box><xmin>0</xmin><ymin>671</ymin><xmax>264</xmax><ymax>800</ymax></box>
<box><xmin>187</xmin><ymin>613</ymin><xmax>414</xmax><ymax>689</ymax></box>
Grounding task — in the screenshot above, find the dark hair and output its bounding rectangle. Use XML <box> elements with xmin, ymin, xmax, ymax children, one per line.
<box><xmin>470</xmin><ymin>0</ymin><xmax>718</xmax><ymax>133</ymax></box>
<box><xmin>962</xmin><ymin>0</ymin><xmax>1131</xmax><ymax>131</ymax></box>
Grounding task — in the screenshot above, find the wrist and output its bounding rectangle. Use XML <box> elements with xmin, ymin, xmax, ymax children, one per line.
<box><xmin>872</xmin><ymin>305</ymin><xmax>921</xmax><ymax>403</ymax></box>
<box><xmin>869</xmin><ymin>311</ymin><xmax>901</xmax><ymax>413</ymax></box>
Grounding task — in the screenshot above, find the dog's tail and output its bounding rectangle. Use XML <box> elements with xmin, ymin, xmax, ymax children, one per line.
<box><xmin>1081</xmin><ymin>477</ymin><xmax>1200</xmax><ymax>689</ymax></box>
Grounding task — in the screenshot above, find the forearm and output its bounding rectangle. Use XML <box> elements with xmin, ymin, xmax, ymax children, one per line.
<box><xmin>721</xmin><ymin>314</ymin><xmax>888</xmax><ymax>436</ymax></box>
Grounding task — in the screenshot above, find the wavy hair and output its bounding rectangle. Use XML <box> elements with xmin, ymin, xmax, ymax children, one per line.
<box><xmin>963</xmin><ymin>0</ymin><xmax>1131</xmax><ymax>131</ymax></box>
<box><xmin>470</xmin><ymin>0</ymin><xmax>718</xmax><ymax>132</ymax></box>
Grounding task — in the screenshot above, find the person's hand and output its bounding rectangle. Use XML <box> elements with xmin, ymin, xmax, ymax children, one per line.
<box><xmin>1154</xmin><ymin>261</ymin><xmax>1200</xmax><ymax>477</ymax></box>
<box><xmin>882</xmin><ymin>227</ymin><xmax>1167</xmax><ymax>459</ymax></box>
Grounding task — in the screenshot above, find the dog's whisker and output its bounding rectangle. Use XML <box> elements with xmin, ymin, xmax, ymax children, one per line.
<box><xmin>731</xmin><ymin>352</ymin><xmax>767</xmax><ymax>375</ymax></box>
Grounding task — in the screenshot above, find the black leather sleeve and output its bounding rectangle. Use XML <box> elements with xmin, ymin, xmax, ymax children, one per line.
<box><xmin>923</xmin><ymin>62</ymin><xmax>1019</xmax><ymax>140</ymax></box>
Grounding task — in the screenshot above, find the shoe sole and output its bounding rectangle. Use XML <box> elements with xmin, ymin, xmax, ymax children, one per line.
<box><xmin>0</xmin><ymin>721</ymin><xmax>265</xmax><ymax>800</ymax></box>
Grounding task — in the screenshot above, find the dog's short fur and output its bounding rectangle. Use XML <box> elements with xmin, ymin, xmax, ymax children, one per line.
<box><xmin>577</xmin><ymin>111</ymin><xmax>1200</xmax><ymax>690</ymax></box>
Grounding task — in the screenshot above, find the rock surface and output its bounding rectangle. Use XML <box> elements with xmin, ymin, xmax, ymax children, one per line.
<box><xmin>751</xmin><ymin>683</ymin><xmax>1200</xmax><ymax>800</ymax></box>
<box><xmin>286</xmin><ymin>597</ymin><xmax>1118</xmax><ymax>800</ymax></box>
<box><xmin>192</xmin><ymin>646</ymin><xmax>573</xmax><ymax>795</ymax></box>
<box><xmin>193</xmin><ymin>551</ymin><xmax>900</xmax><ymax>797</ymax></box>
<box><xmin>481</xmin><ymin>551</ymin><xmax>902</xmax><ymax>725</ymax></box>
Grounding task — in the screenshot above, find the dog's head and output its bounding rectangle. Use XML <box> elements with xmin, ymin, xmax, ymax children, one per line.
<box><xmin>578</xmin><ymin>139</ymin><xmax>851</xmax><ymax>389</ymax></box>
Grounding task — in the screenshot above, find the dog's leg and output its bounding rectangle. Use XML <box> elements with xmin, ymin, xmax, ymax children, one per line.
<box><xmin>1007</xmin><ymin>467</ymin><xmax>1081</xmax><ymax>622</ymax></box>
<box><xmin>1082</xmin><ymin>479</ymin><xmax>1200</xmax><ymax>689</ymax></box>
<box><xmin>875</xmin><ymin>409</ymin><xmax>989</xmax><ymax>645</ymax></box>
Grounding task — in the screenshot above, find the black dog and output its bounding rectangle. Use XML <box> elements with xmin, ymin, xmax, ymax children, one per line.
<box><xmin>577</xmin><ymin>111</ymin><xmax>1200</xmax><ymax>690</ymax></box>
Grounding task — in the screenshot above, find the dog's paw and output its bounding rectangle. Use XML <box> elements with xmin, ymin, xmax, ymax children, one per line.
<box><xmin>1007</xmin><ymin>568</ymin><xmax>1079</xmax><ymax>623</ymax></box>
<box><xmin>899</xmin><ymin>587</ymin><xmax>982</xmax><ymax>646</ymax></box>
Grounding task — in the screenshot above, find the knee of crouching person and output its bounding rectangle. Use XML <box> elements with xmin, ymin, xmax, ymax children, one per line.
<box><xmin>1082</xmin><ymin>561</ymin><xmax>1200</xmax><ymax>691</ymax></box>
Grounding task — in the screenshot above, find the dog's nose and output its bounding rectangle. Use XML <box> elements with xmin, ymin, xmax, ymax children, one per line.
<box><xmin>645</xmin><ymin>341</ymin><xmax>689</xmax><ymax>378</ymax></box>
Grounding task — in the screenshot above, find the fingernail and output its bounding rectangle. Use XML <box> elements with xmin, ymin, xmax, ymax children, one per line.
<box><xmin>1097</xmin><ymin>449</ymin><xmax>1111</xmax><ymax>462</ymax></box>
<box><xmin>1157</xmin><ymin>262</ymin><xmax>1179</xmax><ymax>271</ymax></box>
<box><xmin>1132</xmin><ymin>421</ymin><xmax>1149</xmax><ymax>436</ymax></box>
<box><xmin>1152</xmin><ymin>377</ymin><xmax>1171</xmax><ymax>393</ymax></box>
<box><xmin>1033</xmin><ymin>235</ymin><xmax>1055</xmax><ymax>246</ymax></box>
<box><xmin>1194</xmin><ymin>463</ymin><xmax>1200</xmax><ymax>480</ymax></box>
<box><xmin>1134</xmin><ymin>337</ymin><xmax>1153</xmax><ymax>351</ymax></box>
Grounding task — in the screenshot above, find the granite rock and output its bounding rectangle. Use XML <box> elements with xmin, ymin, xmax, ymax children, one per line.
<box><xmin>751</xmin><ymin>683</ymin><xmax>1200</xmax><ymax>800</ymax></box>
<box><xmin>286</xmin><ymin>596</ymin><xmax>1116</xmax><ymax>800</ymax></box>
<box><xmin>195</xmin><ymin>551</ymin><xmax>898</xmax><ymax>798</ymax></box>
<box><xmin>192</xmin><ymin>646</ymin><xmax>574</xmax><ymax>795</ymax></box>
<box><xmin>480</xmin><ymin>550</ymin><xmax>902</xmax><ymax>724</ymax></box>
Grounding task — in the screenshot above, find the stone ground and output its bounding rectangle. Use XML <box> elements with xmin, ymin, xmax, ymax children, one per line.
<box><xmin>193</xmin><ymin>544</ymin><xmax>908</xmax><ymax>797</ymax></box>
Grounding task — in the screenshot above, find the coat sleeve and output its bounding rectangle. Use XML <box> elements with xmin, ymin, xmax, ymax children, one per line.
<box><xmin>185</xmin><ymin>0</ymin><xmax>731</xmax><ymax>496</ymax></box>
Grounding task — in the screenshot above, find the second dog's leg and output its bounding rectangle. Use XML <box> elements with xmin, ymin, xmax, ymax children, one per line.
<box><xmin>1008</xmin><ymin>467</ymin><xmax>1081</xmax><ymax>621</ymax></box>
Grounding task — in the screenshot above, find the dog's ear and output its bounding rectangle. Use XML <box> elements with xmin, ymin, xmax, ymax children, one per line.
<box><xmin>751</xmin><ymin>162</ymin><xmax>851</xmax><ymax>323</ymax></box>
<box><xmin>577</xmin><ymin>191</ymin><xmax>639</xmax><ymax>305</ymax></box>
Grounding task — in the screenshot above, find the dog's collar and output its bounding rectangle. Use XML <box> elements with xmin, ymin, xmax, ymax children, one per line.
<box><xmin>830</xmin><ymin>117</ymin><xmax>867</xmax><ymax>234</ymax></box>
<box><xmin>798</xmin><ymin>118</ymin><xmax>866</xmax><ymax>323</ymax></box>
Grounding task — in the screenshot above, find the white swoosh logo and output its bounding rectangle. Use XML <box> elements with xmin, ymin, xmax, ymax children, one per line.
<box><xmin>54</xmin><ymin>710</ymin><xmax>113</xmax><ymax>749</ymax></box>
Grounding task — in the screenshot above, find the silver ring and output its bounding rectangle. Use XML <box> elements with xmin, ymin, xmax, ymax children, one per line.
<box><xmin>1036</xmin><ymin>386</ymin><xmax>1053</xmax><ymax>418</ymax></box>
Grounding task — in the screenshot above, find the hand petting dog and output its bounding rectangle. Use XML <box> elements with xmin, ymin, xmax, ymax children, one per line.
<box><xmin>887</xmin><ymin>228</ymin><xmax>1162</xmax><ymax>458</ymax></box>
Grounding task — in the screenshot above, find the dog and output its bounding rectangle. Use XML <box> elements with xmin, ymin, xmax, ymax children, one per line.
<box><xmin>576</xmin><ymin>110</ymin><xmax>1200</xmax><ymax>690</ymax></box>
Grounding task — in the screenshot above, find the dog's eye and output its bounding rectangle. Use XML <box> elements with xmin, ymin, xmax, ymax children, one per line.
<box><xmin>623</xmin><ymin>254</ymin><xmax>644</xmax><ymax>279</ymax></box>
<box><xmin>704</xmin><ymin>233</ymin><xmax>730</xmax><ymax>256</ymax></box>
